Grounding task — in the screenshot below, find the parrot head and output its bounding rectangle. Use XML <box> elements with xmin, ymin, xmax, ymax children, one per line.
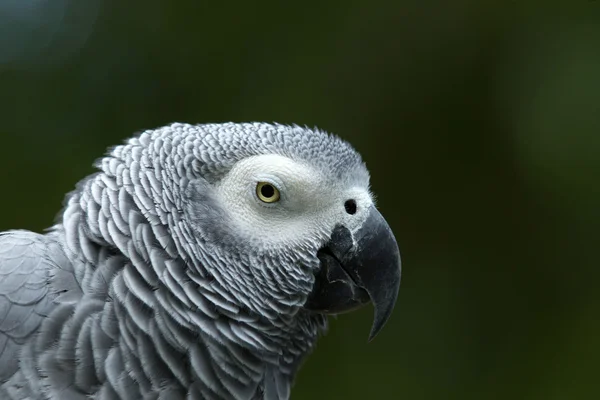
<box><xmin>111</xmin><ymin>122</ymin><xmax>401</xmax><ymax>341</ymax></box>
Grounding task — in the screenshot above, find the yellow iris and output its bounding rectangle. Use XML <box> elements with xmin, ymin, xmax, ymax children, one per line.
<box><xmin>256</xmin><ymin>182</ymin><xmax>280</xmax><ymax>203</ymax></box>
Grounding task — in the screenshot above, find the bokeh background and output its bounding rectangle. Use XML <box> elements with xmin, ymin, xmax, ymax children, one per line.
<box><xmin>1</xmin><ymin>1</ymin><xmax>599</xmax><ymax>399</ymax></box>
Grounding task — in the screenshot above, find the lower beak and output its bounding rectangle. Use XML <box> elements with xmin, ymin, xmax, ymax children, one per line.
<box><xmin>304</xmin><ymin>206</ymin><xmax>402</xmax><ymax>340</ymax></box>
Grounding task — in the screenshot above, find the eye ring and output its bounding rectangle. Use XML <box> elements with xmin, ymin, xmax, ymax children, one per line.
<box><xmin>256</xmin><ymin>182</ymin><xmax>280</xmax><ymax>203</ymax></box>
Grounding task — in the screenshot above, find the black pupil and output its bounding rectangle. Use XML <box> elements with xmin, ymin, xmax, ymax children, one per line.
<box><xmin>261</xmin><ymin>184</ymin><xmax>275</xmax><ymax>198</ymax></box>
<box><xmin>344</xmin><ymin>199</ymin><xmax>357</xmax><ymax>215</ymax></box>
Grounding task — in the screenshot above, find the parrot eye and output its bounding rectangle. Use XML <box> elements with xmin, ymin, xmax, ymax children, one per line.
<box><xmin>256</xmin><ymin>182</ymin><xmax>280</xmax><ymax>203</ymax></box>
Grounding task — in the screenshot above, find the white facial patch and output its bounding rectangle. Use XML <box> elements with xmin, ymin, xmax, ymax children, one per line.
<box><xmin>214</xmin><ymin>154</ymin><xmax>373</xmax><ymax>250</ymax></box>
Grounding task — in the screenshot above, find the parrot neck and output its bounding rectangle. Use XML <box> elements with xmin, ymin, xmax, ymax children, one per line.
<box><xmin>49</xmin><ymin>174</ymin><xmax>328</xmax><ymax>399</ymax></box>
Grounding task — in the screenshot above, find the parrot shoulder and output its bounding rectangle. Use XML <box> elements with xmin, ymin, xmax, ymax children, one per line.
<box><xmin>0</xmin><ymin>230</ymin><xmax>78</xmax><ymax>384</ymax></box>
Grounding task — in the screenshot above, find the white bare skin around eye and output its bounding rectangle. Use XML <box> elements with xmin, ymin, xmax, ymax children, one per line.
<box><xmin>214</xmin><ymin>154</ymin><xmax>373</xmax><ymax>250</ymax></box>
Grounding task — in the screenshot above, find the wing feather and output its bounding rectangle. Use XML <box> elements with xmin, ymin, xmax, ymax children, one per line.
<box><xmin>0</xmin><ymin>230</ymin><xmax>71</xmax><ymax>382</ymax></box>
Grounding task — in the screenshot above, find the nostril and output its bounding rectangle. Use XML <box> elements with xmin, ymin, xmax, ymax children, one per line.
<box><xmin>344</xmin><ymin>199</ymin><xmax>357</xmax><ymax>215</ymax></box>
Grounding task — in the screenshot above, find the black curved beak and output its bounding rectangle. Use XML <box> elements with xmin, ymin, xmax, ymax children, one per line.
<box><xmin>304</xmin><ymin>206</ymin><xmax>402</xmax><ymax>341</ymax></box>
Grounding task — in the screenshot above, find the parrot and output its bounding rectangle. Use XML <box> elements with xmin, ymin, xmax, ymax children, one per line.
<box><xmin>0</xmin><ymin>122</ymin><xmax>401</xmax><ymax>400</ymax></box>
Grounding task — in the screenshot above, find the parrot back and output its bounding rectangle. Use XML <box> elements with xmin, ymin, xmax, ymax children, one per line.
<box><xmin>0</xmin><ymin>230</ymin><xmax>77</xmax><ymax>398</ymax></box>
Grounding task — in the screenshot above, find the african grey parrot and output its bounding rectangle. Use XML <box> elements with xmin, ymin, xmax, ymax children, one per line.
<box><xmin>0</xmin><ymin>123</ymin><xmax>401</xmax><ymax>400</ymax></box>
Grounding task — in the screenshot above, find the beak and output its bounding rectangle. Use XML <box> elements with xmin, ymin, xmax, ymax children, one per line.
<box><xmin>304</xmin><ymin>206</ymin><xmax>402</xmax><ymax>340</ymax></box>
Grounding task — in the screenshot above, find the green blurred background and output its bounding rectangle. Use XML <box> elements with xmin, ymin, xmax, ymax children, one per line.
<box><xmin>1</xmin><ymin>1</ymin><xmax>599</xmax><ymax>399</ymax></box>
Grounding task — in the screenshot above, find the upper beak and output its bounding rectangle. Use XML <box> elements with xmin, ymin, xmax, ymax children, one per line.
<box><xmin>304</xmin><ymin>206</ymin><xmax>402</xmax><ymax>340</ymax></box>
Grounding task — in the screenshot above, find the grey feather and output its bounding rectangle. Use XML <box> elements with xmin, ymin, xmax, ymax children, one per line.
<box><xmin>0</xmin><ymin>122</ymin><xmax>373</xmax><ymax>399</ymax></box>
